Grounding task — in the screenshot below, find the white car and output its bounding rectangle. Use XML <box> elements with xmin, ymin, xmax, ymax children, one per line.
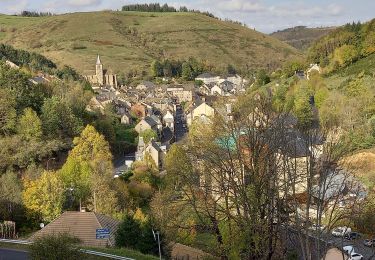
<box><xmin>349</xmin><ymin>253</ymin><xmax>363</xmax><ymax>260</ymax></box>
<box><xmin>309</xmin><ymin>224</ymin><xmax>326</xmax><ymax>232</ymax></box>
<box><xmin>332</xmin><ymin>226</ymin><xmax>351</xmax><ymax>237</ymax></box>
<box><xmin>343</xmin><ymin>246</ymin><xmax>363</xmax><ymax>260</ymax></box>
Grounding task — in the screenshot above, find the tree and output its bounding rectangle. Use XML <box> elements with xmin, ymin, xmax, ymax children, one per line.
<box><xmin>23</xmin><ymin>171</ymin><xmax>65</xmax><ymax>222</ymax></box>
<box><xmin>41</xmin><ymin>96</ymin><xmax>82</xmax><ymax>139</ymax></box>
<box><xmin>139</xmin><ymin>129</ymin><xmax>157</xmax><ymax>144</ymax></box>
<box><xmin>30</xmin><ymin>233</ymin><xmax>83</xmax><ymax>260</ymax></box>
<box><xmin>182</xmin><ymin>62</ymin><xmax>193</xmax><ymax>81</ymax></box>
<box><xmin>0</xmin><ymin>171</ymin><xmax>22</xmax><ymax>220</ymax></box>
<box><xmin>59</xmin><ymin>125</ymin><xmax>116</xmax><ymax>213</ymax></box>
<box><xmin>256</xmin><ymin>69</ymin><xmax>271</xmax><ymax>86</ymax></box>
<box><xmin>153</xmin><ymin>90</ymin><xmax>358</xmax><ymax>259</ymax></box>
<box><xmin>331</xmin><ymin>44</ymin><xmax>358</xmax><ymax>68</ymax></box>
<box><xmin>115</xmin><ymin>215</ymin><xmax>160</xmax><ymax>255</ymax></box>
<box><xmin>151</xmin><ymin>60</ymin><xmax>163</xmax><ymax>78</ymax></box>
<box><xmin>17</xmin><ymin>108</ymin><xmax>42</xmax><ymax>140</ymax></box>
<box><xmin>0</xmin><ymin>89</ymin><xmax>17</xmax><ymax>135</ymax></box>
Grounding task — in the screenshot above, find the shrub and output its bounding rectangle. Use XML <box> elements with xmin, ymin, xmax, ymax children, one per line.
<box><xmin>30</xmin><ymin>233</ymin><xmax>83</xmax><ymax>260</ymax></box>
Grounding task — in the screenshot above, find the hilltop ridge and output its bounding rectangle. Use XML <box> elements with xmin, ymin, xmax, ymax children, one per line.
<box><xmin>0</xmin><ymin>11</ymin><xmax>300</xmax><ymax>76</ymax></box>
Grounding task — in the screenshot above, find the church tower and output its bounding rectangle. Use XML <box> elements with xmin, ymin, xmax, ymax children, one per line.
<box><xmin>96</xmin><ymin>55</ymin><xmax>104</xmax><ymax>85</ymax></box>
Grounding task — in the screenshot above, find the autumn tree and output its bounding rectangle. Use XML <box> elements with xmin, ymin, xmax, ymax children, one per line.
<box><xmin>59</xmin><ymin>125</ymin><xmax>118</xmax><ymax>215</ymax></box>
<box><xmin>17</xmin><ymin>108</ymin><xmax>42</xmax><ymax>141</ymax></box>
<box><xmin>23</xmin><ymin>171</ymin><xmax>65</xmax><ymax>222</ymax></box>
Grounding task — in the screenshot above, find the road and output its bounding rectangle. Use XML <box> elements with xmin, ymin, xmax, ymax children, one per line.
<box><xmin>175</xmin><ymin>105</ymin><xmax>188</xmax><ymax>142</ymax></box>
<box><xmin>0</xmin><ymin>248</ymin><xmax>29</xmax><ymax>260</ymax></box>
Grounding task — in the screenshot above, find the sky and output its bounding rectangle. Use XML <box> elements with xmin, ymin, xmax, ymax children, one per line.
<box><xmin>0</xmin><ymin>0</ymin><xmax>374</xmax><ymax>33</ymax></box>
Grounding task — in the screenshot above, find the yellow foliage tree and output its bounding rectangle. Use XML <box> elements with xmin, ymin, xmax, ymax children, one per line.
<box><xmin>23</xmin><ymin>171</ymin><xmax>65</xmax><ymax>223</ymax></box>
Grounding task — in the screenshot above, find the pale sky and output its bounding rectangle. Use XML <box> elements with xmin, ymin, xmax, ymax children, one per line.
<box><xmin>0</xmin><ymin>0</ymin><xmax>374</xmax><ymax>33</ymax></box>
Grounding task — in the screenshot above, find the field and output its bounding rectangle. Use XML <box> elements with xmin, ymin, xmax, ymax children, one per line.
<box><xmin>0</xmin><ymin>11</ymin><xmax>300</xmax><ymax>75</ymax></box>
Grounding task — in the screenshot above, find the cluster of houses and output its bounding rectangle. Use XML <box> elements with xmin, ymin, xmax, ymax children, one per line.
<box><xmin>84</xmin><ymin>56</ymin><xmax>246</xmax><ymax>170</ymax></box>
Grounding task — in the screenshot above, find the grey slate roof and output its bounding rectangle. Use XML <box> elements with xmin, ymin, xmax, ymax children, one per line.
<box><xmin>144</xmin><ymin>116</ymin><xmax>158</xmax><ymax>127</ymax></box>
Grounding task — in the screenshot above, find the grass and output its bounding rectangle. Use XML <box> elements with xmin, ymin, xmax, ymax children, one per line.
<box><xmin>0</xmin><ymin>242</ymin><xmax>158</xmax><ymax>260</ymax></box>
<box><xmin>0</xmin><ymin>11</ymin><xmax>300</xmax><ymax>75</ymax></box>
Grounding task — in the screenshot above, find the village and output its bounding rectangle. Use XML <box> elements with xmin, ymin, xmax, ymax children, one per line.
<box><xmin>83</xmin><ymin>55</ymin><xmax>247</xmax><ymax>172</ymax></box>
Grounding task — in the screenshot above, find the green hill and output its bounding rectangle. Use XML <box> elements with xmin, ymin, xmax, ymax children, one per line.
<box><xmin>270</xmin><ymin>26</ymin><xmax>336</xmax><ymax>50</ymax></box>
<box><xmin>0</xmin><ymin>11</ymin><xmax>300</xmax><ymax>76</ymax></box>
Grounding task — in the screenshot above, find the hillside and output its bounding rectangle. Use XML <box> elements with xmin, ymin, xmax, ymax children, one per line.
<box><xmin>0</xmin><ymin>11</ymin><xmax>300</xmax><ymax>76</ymax></box>
<box><xmin>270</xmin><ymin>26</ymin><xmax>336</xmax><ymax>50</ymax></box>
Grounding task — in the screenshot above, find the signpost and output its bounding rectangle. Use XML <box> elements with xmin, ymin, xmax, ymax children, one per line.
<box><xmin>96</xmin><ymin>228</ymin><xmax>110</xmax><ymax>239</ymax></box>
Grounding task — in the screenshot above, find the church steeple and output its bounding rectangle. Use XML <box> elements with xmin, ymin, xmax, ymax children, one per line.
<box><xmin>95</xmin><ymin>55</ymin><xmax>104</xmax><ymax>85</ymax></box>
<box><xmin>96</xmin><ymin>55</ymin><xmax>102</xmax><ymax>65</ymax></box>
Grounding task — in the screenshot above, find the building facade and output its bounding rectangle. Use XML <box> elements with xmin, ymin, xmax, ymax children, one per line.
<box><xmin>84</xmin><ymin>55</ymin><xmax>118</xmax><ymax>88</ymax></box>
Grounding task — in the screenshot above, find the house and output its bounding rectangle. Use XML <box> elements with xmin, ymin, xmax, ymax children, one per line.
<box><xmin>220</xmin><ymin>80</ymin><xmax>235</xmax><ymax>94</ymax></box>
<box><xmin>195</xmin><ymin>73</ymin><xmax>220</xmax><ymax>85</ymax></box>
<box><xmin>30</xmin><ymin>211</ymin><xmax>120</xmax><ymax>248</ymax></box>
<box><xmin>29</xmin><ymin>75</ymin><xmax>50</xmax><ymax>85</ymax></box>
<box><xmin>136</xmin><ymin>81</ymin><xmax>155</xmax><ymax>91</ymax></box>
<box><xmin>5</xmin><ymin>60</ymin><xmax>19</xmax><ymax>69</ymax></box>
<box><xmin>210</xmin><ymin>85</ymin><xmax>223</xmax><ymax>96</ymax></box>
<box><xmin>163</xmin><ymin>110</ymin><xmax>174</xmax><ymax>131</ymax></box>
<box><xmin>166</xmin><ymin>87</ymin><xmax>193</xmax><ymax>102</ymax></box>
<box><xmin>186</xmin><ymin>101</ymin><xmax>215</xmax><ymax>126</ymax></box>
<box><xmin>121</xmin><ymin>113</ymin><xmax>132</xmax><ymax>125</ymax></box>
<box><xmin>307</xmin><ymin>64</ymin><xmax>321</xmax><ymax>80</ymax></box>
<box><xmin>145</xmin><ymin>140</ymin><xmax>167</xmax><ymax>168</ymax></box>
<box><xmin>135</xmin><ymin>116</ymin><xmax>161</xmax><ymax>134</ymax></box>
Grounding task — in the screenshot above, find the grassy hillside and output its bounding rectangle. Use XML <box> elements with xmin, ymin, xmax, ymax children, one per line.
<box><xmin>0</xmin><ymin>11</ymin><xmax>300</xmax><ymax>76</ymax></box>
<box><xmin>270</xmin><ymin>26</ymin><xmax>336</xmax><ymax>50</ymax></box>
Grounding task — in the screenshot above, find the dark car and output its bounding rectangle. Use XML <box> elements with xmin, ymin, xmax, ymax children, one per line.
<box><xmin>344</xmin><ymin>232</ymin><xmax>361</xmax><ymax>240</ymax></box>
<box><xmin>364</xmin><ymin>238</ymin><xmax>375</xmax><ymax>247</ymax></box>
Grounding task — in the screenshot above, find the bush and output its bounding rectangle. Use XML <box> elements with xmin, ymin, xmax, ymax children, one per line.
<box><xmin>30</xmin><ymin>233</ymin><xmax>83</xmax><ymax>260</ymax></box>
<box><xmin>115</xmin><ymin>215</ymin><xmax>159</xmax><ymax>255</ymax></box>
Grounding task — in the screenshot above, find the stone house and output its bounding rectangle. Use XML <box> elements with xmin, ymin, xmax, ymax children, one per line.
<box><xmin>186</xmin><ymin>101</ymin><xmax>215</xmax><ymax>126</ymax></box>
<box><xmin>135</xmin><ymin>116</ymin><xmax>162</xmax><ymax>134</ymax></box>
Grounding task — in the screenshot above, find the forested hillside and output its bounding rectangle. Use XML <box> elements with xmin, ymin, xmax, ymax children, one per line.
<box><xmin>308</xmin><ymin>19</ymin><xmax>375</xmax><ymax>72</ymax></box>
<box><xmin>270</xmin><ymin>26</ymin><xmax>336</xmax><ymax>50</ymax></box>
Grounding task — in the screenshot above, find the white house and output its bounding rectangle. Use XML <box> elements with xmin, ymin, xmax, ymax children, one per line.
<box><xmin>163</xmin><ymin>110</ymin><xmax>174</xmax><ymax>132</ymax></box>
<box><xmin>210</xmin><ymin>85</ymin><xmax>223</xmax><ymax>96</ymax></box>
<box><xmin>195</xmin><ymin>73</ymin><xmax>221</xmax><ymax>85</ymax></box>
<box><xmin>307</xmin><ymin>64</ymin><xmax>321</xmax><ymax>80</ymax></box>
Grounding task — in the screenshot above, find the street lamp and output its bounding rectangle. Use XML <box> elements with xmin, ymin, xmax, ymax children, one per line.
<box><xmin>152</xmin><ymin>229</ymin><xmax>162</xmax><ymax>260</ymax></box>
<box><xmin>47</xmin><ymin>157</ymin><xmax>56</xmax><ymax>171</ymax></box>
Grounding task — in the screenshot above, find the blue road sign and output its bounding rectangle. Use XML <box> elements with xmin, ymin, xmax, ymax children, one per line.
<box><xmin>96</xmin><ymin>228</ymin><xmax>110</xmax><ymax>239</ymax></box>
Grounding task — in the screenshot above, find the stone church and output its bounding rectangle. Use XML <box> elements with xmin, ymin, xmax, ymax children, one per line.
<box><xmin>84</xmin><ymin>55</ymin><xmax>118</xmax><ymax>88</ymax></box>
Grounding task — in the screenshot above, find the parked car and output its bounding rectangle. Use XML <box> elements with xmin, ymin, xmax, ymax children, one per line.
<box><xmin>349</xmin><ymin>253</ymin><xmax>363</xmax><ymax>260</ymax></box>
<box><xmin>332</xmin><ymin>226</ymin><xmax>352</xmax><ymax>237</ymax></box>
<box><xmin>309</xmin><ymin>224</ymin><xmax>326</xmax><ymax>232</ymax></box>
<box><xmin>364</xmin><ymin>238</ymin><xmax>375</xmax><ymax>247</ymax></box>
<box><xmin>343</xmin><ymin>245</ymin><xmax>354</xmax><ymax>255</ymax></box>
<box><xmin>345</xmin><ymin>232</ymin><xmax>361</xmax><ymax>240</ymax></box>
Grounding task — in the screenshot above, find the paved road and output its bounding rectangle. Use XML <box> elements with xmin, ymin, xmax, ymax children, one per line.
<box><xmin>0</xmin><ymin>248</ymin><xmax>29</xmax><ymax>260</ymax></box>
<box><xmin>175</xmin><ymin>105</ymin><xmax>187</xmax><ymax>142</ymax></box>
